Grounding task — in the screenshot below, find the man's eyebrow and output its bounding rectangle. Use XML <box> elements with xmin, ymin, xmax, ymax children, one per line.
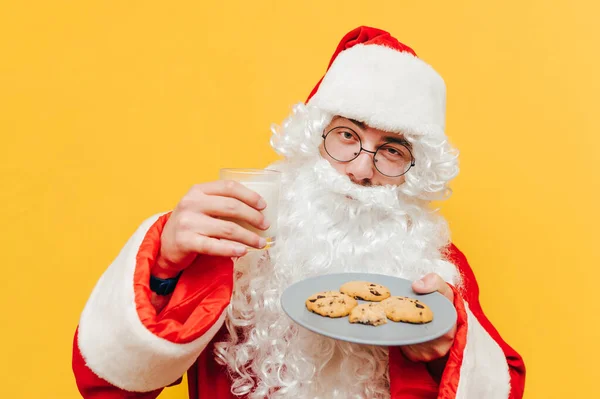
<box><xmin>347</xmin><ymin>118</ymin><xmax>367</xmax><ymax>130</ymax></box>
<box><xmin>334</xmin><ymin>117</ymin><xmax>412</xmax><ymax>149</ymax></box>
<box><xmin>381</xmin><ymin>135</ymin><xmax>412</xmax><ymax>149</ymax></box>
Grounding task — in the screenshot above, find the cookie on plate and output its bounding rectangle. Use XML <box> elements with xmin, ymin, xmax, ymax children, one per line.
<box><xmin>339</xmin><ymin>281</ymin><xmax>391</xmax><ymax>302</ymax></box>
<box><xmin>348</xmin><ymin>303</ymin><xmax>387</xmax><ymax>326</ymax></box>
<box><xmin>381</xmin><ymin>296</ymin><xmax>433</xmax><ymax>324</ymax></box>
<box><xmin>305</xmin><ymin>291</ymin><xmax>358</xmax><ymax>318</ymax></box>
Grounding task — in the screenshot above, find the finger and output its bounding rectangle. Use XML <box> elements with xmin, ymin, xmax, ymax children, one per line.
<box><xmin>200</xmin><ymin>196</ymin><xmax>269</xmax><ymax>231</ymax></box>
<box><xmin>183</xmin><ymin>234</ymin><xmax>248</xmax><ymax>258</ymax></box>
<box><xmin>412</xmin><ymin>273</ymin><xmax>453</xmax><ymax>301</ymax></box>
<box><xmin>197</xmin><ymin>180</ymin><xmax>267</xmax><ymax>210</ymax></box>
<box><xmin>200</xmin><ymin>217</ymin><xmax>266</xmax><ymax>249</ymax></box>
<box><xmin>400</xmin><ymin>345</ymin><xmax>421</xmax><ymax>362</ymax></box>
<box><xmin>401</xmin><ymin>346</ymin><xmax>444</xmax><ymax>363</ymax></box>
<box><xmin>401</xmin><ymin>337</ymin><xmax>452</xmax><ymax>363</ymax></box>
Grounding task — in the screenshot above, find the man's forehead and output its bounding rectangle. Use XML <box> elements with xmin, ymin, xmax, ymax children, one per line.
<box><xmin>331</xmin><ymin>115</ymin><xmax>366</xmax><ymax>128</ymax></box>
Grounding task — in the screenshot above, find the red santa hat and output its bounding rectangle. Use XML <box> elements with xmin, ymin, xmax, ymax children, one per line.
<box><xmin>306</xmin><ymin>26</ymin><xmax>446</xmax><ymax>137</ymax></box>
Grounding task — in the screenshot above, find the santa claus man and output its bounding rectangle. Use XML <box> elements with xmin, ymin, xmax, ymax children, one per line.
<box><xmin>72</xmin><ymin>26</ymin><xmax>525</xmax><ymax>398</ymax></box>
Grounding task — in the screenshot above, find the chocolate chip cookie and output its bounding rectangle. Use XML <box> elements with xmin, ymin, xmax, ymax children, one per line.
<box><xmin>339</xmin><ymin>281</ymin><xmax>391</xmax><ymax>302</ymax></box>
<box><xmin>305</xmin><ymin>291</ymin><xmax>358</xmax><ymax>318</ymax></box>
<box><xmin>348</xmin><ymin>303</ymin><xmax>388</xmax><ymax>326</ymax></box>
<box><xmin>381</xmin><ymin>296</ymin><xmax>433</xmax><ymax>324</ymax></box>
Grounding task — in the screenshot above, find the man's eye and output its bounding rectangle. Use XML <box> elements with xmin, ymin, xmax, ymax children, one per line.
<box><xmin>340</xmin><ymin>132</ymin><xmax>355</xmax><ymax>140</ymax></box>
<box><xmin>381</xmin><ymin>145</ymin><xmax>407</xmax><ymax>159</ymax></box>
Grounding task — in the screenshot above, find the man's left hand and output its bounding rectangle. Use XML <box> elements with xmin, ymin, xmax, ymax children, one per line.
<box><xmin>400</xmin><ymin>273</ymin><xmax>456</xmax><ymax>363</ymax></box>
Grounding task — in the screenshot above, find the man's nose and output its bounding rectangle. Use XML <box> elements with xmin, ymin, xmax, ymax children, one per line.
<box><xmin>346</xmin><ymin>151</ymin><xmax>375</xmax><ymax>182</ymax></box>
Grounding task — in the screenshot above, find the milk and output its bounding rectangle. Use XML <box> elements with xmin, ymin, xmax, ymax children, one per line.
<box><xmin>219</xmin><ymin>168</ymin><xmax>281</xmax><ymax>249</ymax></box>
<box><xmin>239</xmin><ymin>180</ymin><xmax>280</xmax><ymax>242</ymax></box>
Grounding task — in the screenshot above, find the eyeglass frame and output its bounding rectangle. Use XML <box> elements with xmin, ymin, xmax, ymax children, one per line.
<box><xmin>321</xmin><ymin>126</ymin><xmax>416</xmax><ymax>177</ymax></box>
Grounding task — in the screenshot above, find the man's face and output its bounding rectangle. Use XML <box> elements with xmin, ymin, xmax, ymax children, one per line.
<box><xmin>319</xmin><ymin>116</ymin><xmax>412</xmax><ymax>187</ymax></box>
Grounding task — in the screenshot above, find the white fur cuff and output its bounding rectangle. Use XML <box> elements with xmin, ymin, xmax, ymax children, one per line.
<box><xmin>456</xmin><ymin>303</ymin><xmax>512</xmax><ymax>399</ymax></box>
<box><xmin>77</xmin><ymin>214</ymin><xmax>226</xmax><ymax>392</ymax></box>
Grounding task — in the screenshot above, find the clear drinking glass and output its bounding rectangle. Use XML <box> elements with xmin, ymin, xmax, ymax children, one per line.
<box><xmin>219</xmin><ymin>168</ymin><xmax>281</xmax><ymax>250</ymax></box>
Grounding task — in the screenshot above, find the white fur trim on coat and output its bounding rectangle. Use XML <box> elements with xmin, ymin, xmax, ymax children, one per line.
<box><xmin>456</xmin><ymin>302</ymin><xmax>512</xmax><ymax>399</ymax></box>
<box><xmin>78</xmin><ymin>214</ymin><xmax>226</xmax><ymax>392</ymax></box>
<box><xmin>308</xmin><ymin>44</ymin><xmax>446</xmax><ymax>136</ymax></box>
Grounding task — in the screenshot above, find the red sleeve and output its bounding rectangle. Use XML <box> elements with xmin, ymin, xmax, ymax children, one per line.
<box><xmin>389</xmin><ymin>285</ymin><xmax>468</xmax><ymax>399</ymax></box>
<box><xmin>389</xmin><ymin>243</ymin><xmax>526</xmax><ymax>399</ymax></box>
<box><xmin>73</xmin><ymin>213</ymin><xmax>234</xmax><ymax>395</ymax></box>
<box><xmin>446</xmin><ymin>243</ymin><xmax>526</xmax><ymax>398</ymax></box>
<box><xmin>132</xmin><ymin>214</ymin><xmax>234</xmax><ymax>343</ymax></box>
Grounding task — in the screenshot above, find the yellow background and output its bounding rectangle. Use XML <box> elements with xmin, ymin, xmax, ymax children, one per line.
<box><xmin>1</xmin><ymin>1</ymin><xmax>598</xmax><ymax>398</ymax></box>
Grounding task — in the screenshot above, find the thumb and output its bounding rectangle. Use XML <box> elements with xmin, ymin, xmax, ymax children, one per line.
<box><xmin>411</xmin><ymin>273</ymin><xmax>437</xmax><ymax>294</ymax></box>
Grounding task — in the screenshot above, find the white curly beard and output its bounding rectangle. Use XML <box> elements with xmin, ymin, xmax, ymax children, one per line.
<box><xmin>213</xmin><ymin>155</ymin><xmax>460</xmax><ymax>398</ymax></box>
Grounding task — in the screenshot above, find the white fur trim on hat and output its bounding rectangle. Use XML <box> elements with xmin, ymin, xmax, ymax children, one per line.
<box><xmin>308</xmin><ymin>44</ymin><xmax>446</xmax><ymax>136</ymax></box>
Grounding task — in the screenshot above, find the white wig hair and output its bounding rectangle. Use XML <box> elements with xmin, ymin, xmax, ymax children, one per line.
<box><xmin>212</xmin><ymin>103</ymin><xmax>462</xmax><ymax>398</ymax></box>
<box><xmin>270</xmin><ymin>102</ymin><xmax>459</xmax><ymax>201</ymax></box>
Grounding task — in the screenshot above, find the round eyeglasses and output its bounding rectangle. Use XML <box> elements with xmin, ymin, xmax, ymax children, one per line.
<box><xmin>322</xmin><ymin>126</ymin><xmax>415</xmax><ymax>177</ymax></box>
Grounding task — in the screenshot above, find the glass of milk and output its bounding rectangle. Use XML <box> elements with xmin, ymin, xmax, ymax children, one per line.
<box><xmin>219</xmin><ymin>168</ymin><xmax>281</xmax><ymax>250</ymax></box>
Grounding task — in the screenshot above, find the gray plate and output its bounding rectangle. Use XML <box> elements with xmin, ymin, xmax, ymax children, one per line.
<box><xmin>281</xmin><ymin>272</ymin><xmax>457</xmax><ymax>346</ymax></box>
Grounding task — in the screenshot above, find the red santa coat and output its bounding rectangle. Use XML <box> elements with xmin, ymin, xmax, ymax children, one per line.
<box><xmin>72</xmin><ymin>213</ymin><xmax>525</xmax><ymax>398</ymax></box>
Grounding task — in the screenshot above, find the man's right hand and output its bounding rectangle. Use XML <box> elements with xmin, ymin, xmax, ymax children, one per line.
<box><xmin>152</xmin><ymin>180</ymin><xmax>270</xmax><ymax>279</ymax></box>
